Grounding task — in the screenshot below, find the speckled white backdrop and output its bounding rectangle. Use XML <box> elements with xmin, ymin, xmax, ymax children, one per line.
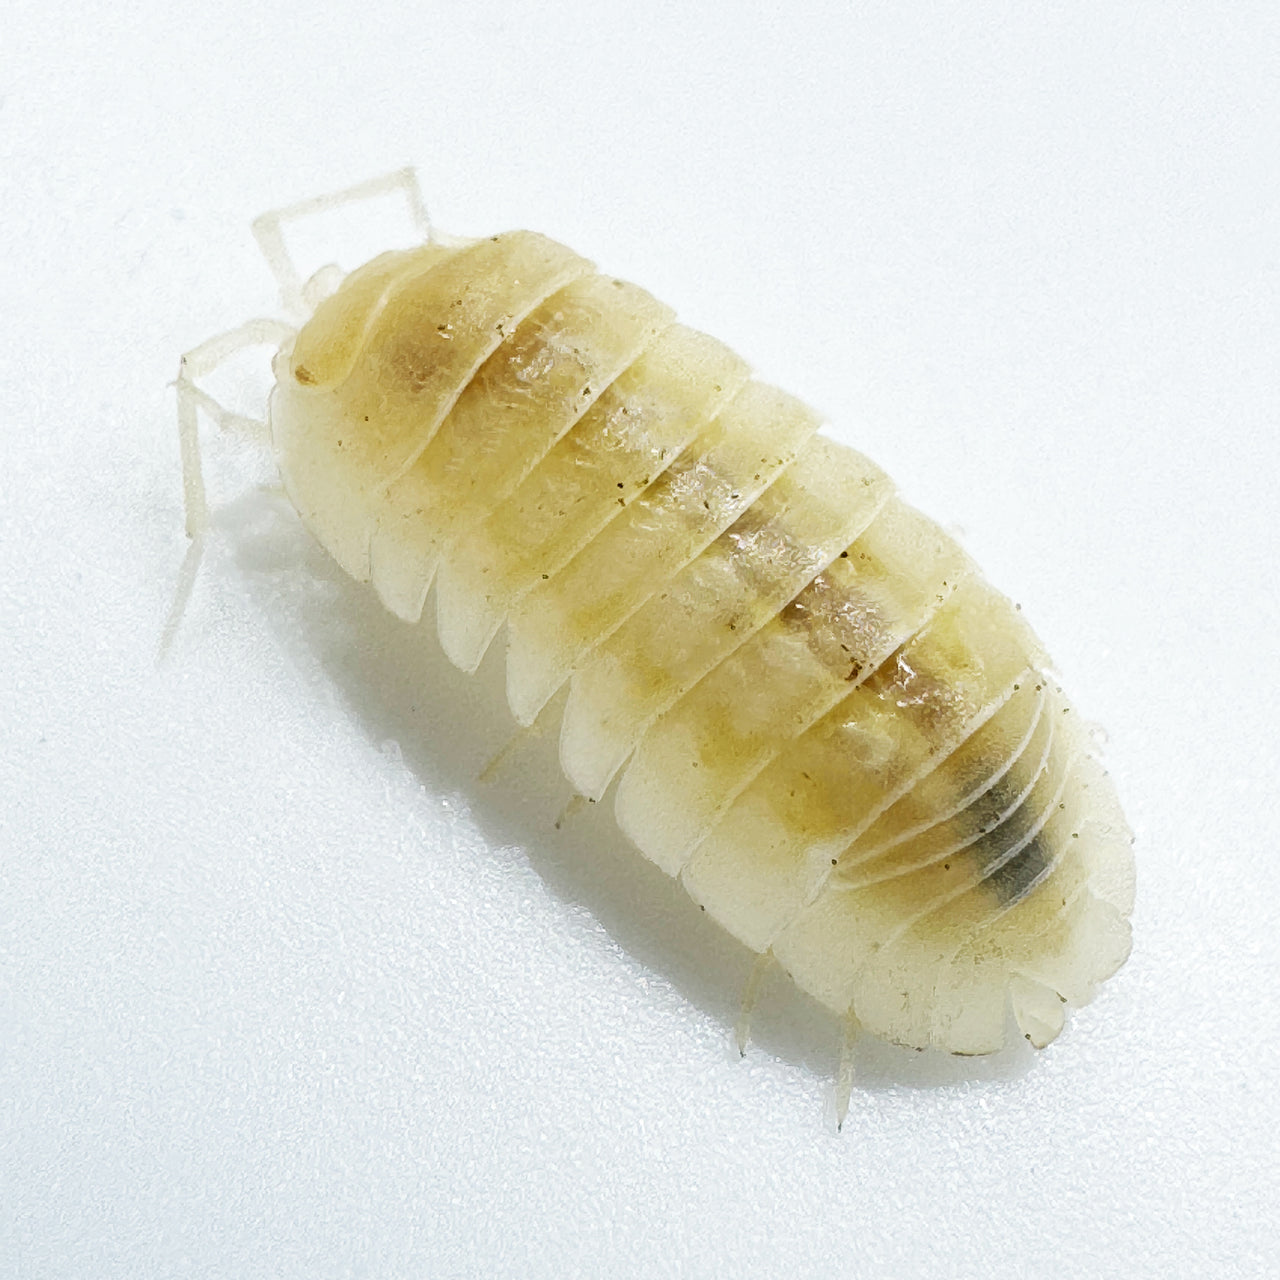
<box><xmin>2</xmin><ymin>2</ymin><xmax>1277</xmax><ymax>1276</ymax></box>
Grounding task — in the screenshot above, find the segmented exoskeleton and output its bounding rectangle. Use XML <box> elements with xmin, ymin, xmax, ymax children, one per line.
<box><xmin>177</xmin><ymin>172</ymin><xmax>1134</xmax><ymax>1117</ymax></box>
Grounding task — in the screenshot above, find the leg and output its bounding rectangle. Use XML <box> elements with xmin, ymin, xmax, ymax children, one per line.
<box><xmin>479</xmin><ymin>694</ymin><xmax>560</xmax><ymax>784</ymax></box>
<box><xmin>553</xmin><ymin>792</ymin><xmax>592</xmax><ymax>830</ymax></box>
<box><xmin>835</xmin><ymin>1009</ymin><xmax>860</xmax><ymax>1132</ymax></box>
<box><xmin>734</xmin><ymin>951</ymin><xmax>774</xmax><ymax>1057</ymax></box>
<box><xmin>176</xmin><ymin>319</ymin><xmax>296</xmax><ymax>538</ymax></box>
<box><xmin>161</xmin><ymin>318</ymin><xmax>295</xmax><ymax>659</ymax></box>
<box><xmin>251</xmin><ymin>168</ymin><xmax>430</xmax><ymax>316</ymax></box>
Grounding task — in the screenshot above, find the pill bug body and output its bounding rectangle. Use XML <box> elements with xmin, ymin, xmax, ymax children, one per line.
<box><xmin>215</xmin><ymin>195</ymin><xmax>1133</xmax><ymax>1061</ymax></box>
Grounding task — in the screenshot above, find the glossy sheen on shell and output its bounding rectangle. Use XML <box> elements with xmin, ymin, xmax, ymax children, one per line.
<box><xmin>269</xmin><ymin>230</ymin><xmax>1135</xmax><ymax>1055</ymax></box>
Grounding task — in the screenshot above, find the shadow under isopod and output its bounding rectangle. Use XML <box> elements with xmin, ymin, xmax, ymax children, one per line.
<box><xmin>215</xmin><ymin>485</ymin><xmax>1038</xmax><ymax>1097</ymax></box>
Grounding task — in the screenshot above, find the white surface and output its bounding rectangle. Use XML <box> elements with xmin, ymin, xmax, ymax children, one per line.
<box><xmin>2</xmin><ymin>2</ymin><xmax>1278</xmax><ymax>1276</ymax></box>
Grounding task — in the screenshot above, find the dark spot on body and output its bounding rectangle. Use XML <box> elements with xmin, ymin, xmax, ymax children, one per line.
<box><xmin>988</xmin><ymin>833</ymin><xmax>1052</xmax><ymax>906</ymax></box>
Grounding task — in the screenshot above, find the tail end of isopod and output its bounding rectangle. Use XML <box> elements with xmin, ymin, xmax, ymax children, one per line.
<box><xmin>1008</xmin><ymin>973</ymin><xmax>1067</xmax><ymax>1049</ymax></box>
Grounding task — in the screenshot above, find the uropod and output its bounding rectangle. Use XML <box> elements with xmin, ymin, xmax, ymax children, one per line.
<box><xmin>175</xmin><ymin>171</ymin><xmax>1135</xmax><ymax>1121</ymax></box>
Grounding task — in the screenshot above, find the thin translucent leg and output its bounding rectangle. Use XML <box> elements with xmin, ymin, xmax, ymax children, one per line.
<box><xmin>479</xmin><ymin>694</ymin><xmax>560</xmax><ymax>784</ymax></box>
<box><xmin>553</xmin><ymin>793</ymin><xmax>591</xmax><ymax>831</ymax></box>
<box><xmin>158</xmin><ymin>538</ymin><xmax>207</xmax><ymax>662</ymax></box>
<box><xmin>251</xmin><ymin>168</ymin><xmax>431</xmax><ymax>316</ymax></box>
<box><xmin>479</xmin><ymin>726</ymin><xmax>537</xmax><ymax>785</ymax></box>
<box><xmin>175</xmin><ymin>319</ymin><xmax>296</xmax><ymax>539</ymax></box>
<box><xmin>735</xmin><ymin>951</ymin><xmax>774</xmax><ymax>1057</ymax></box>
<box><xmin>836</xmin><ymin>1010</ymin><xmax>860</xmax><ymax>1132</ymax></box>
<box><xmin>162</xmin><ymin>319</ymin><xmax>295</xmax><ymax>658</ymax></box>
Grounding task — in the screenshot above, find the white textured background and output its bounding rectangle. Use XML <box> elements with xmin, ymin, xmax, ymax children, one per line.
<box><xmin>2</xmin><ymin>3</ymin><xmax>1278</xmax><ymax>1277</ymax></box>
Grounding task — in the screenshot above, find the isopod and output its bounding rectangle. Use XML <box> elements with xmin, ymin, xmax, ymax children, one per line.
<box><xmin>175</xmin><ymin>171</ymin><xmax>1135</xmax><ymax>1119</ymax></box>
